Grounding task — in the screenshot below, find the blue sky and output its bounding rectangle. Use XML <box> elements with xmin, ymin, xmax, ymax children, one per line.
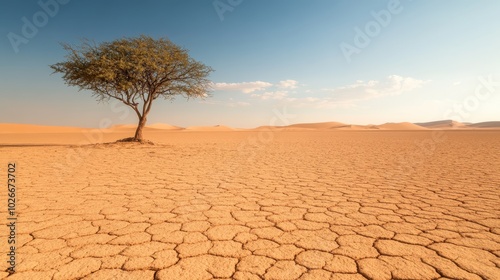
<box><xmin>1</xmin><ymin>0</ymin><xmax>500</xmax><ymax>128</ymax></box>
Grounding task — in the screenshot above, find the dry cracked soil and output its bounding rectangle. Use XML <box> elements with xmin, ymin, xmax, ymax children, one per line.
<box><xmin>0</xmin><ymin>131</ymin><xmax>499</xmax><ymax>279</ymax></box>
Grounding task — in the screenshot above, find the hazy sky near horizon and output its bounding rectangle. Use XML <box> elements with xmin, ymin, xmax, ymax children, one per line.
<box><xmin>1</xmin><ymin>0</ymin><xmax>500</xmax><ymax>128</ymax></box>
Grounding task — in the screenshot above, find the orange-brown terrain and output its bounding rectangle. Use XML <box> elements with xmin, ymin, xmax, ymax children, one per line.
<box><xmin>0</xmin><ymin>125</ymin><xmax>499</xmax><ymax>279</ymax></box>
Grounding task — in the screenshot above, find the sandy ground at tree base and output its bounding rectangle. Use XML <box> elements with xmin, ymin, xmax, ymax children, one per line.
<box><xmin>0</xmin><ymin>130</ymin><xmax>499</xmax><ymax>279</ymax></box>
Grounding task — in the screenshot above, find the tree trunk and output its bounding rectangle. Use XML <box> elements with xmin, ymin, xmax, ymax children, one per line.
<box><xmin>134</xmin><ymin>116</ymin><xmax>147</xmax><ymax>141</ymax></box>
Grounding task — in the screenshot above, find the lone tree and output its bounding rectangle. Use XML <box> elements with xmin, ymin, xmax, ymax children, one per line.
<box><xmin>51</xmin><ymin>35</ymin><xmax>213</xmax><ymax>142</ymax></box>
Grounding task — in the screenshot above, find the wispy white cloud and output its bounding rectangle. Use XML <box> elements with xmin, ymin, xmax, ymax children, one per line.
<box><xmin>210</xmin><ymin>75</ymin><xmax>427</xmax><ymax>109</ymax></box>
<box><xmin>278</xmin><ymin>79</ymin><xmax>299</xmax><ymax>89</ymax></box>
<box><xmin>324</xmin><ymin>75</ymin><xmax>428</xmax><ymax>102</ymax></box>
<box><xmin>251</xmin><ymin>91</ymin><xmax>288</xmax><ymax>100</ymax></box>
<box><xmin>213</xmin><ymin>79</ymin><xmax>299</xmax><ymax>93</ymax></box>
<box><xmin>284</xmin><ymin>75</ymin><xmax>428</xmax><ymax>108</ymax></box>
<box><xmin>285</xmin><ymin>97</ymin><xmax>355</xmax><ymax>108</ymax></box>
<box><xmin>212</xmin><ymin>81</ymin><xmax>273</xmax><ymax>93</ymax></box>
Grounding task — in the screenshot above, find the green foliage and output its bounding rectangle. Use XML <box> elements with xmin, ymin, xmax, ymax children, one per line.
<box><xmin>50</xmin><ymin>35</ymin><xmax>214</xmax><ymax>119</ymax></box>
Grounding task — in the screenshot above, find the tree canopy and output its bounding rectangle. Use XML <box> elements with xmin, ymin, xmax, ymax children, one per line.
<box><xmin>51</xmin><ymin>35</ymin><xmax>213</xmax><ymax>141</ymax></box>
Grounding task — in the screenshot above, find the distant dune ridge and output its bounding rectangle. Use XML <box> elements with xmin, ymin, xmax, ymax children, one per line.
<box><xmin>0</xmin><ymin>124</ymin><xmax>87</xmax><ymax>133</ymax></box>
<box><xmin>415</xmin><ymin>120</ymin><xmax>500</xmax><ymax>129</ymax></box>
<box><xmin>146</xmin><ymin>123</ymin><xmax>184</xmax><ymax>130</ymax></box>
<box><xmin>185</xmin><ymin>125</ymin><xmax>235</xmax><ymax>131</ymax></box>
<box><xmin>254</xmin><ymin>122</ymin><xmax>426</xmax><ymax>131</ymax></box>
<box><xmin>109</xmin><ymin>124</ymin><xmax>183</xmax><ymax>130</ymax></box>
<box><xmin>377</xmin><ymin>122</ymin><xmax>428</xmax><ymax>130</ymax></box>
<box><xmin>415</xmin><ymin>120</ymin><xmax>467</xmax><ymax>129</ymax></box>
<box><xmin>467</xmin><ymin>121</ymin><xmax>500</xmax><ymax>128</ymax></box>
<box><xmin>108</xmin><ymin>124</ymin><xmax>140</xmax><ymax>130</ymax></box>
<box><xmin>2</xmin><ymin>120</ymin><xmax>500</xmax><ymax>134</ymax></box>
<box><xmin>287</xmin><ymin>122</ymin><xmax>347</xmax><ymax>129</ymax></box>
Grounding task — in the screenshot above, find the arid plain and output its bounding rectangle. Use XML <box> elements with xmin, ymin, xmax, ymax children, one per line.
<box><xmin>0</xmin><ymin>123</ymin><xmax>499</xmax><ymax>280</ymax></box>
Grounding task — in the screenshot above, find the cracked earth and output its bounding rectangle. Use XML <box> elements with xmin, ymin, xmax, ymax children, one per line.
<box><xmin>0</xmin><ymin>131</ymin><xmax>499</xmax><ymax>279</ymax></box>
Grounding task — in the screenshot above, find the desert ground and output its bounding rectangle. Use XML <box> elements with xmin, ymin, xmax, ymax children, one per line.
<box><xmin>0</xmin><ymin>124</ymin><xmax>499</xmax><ymax>279</ymax></box>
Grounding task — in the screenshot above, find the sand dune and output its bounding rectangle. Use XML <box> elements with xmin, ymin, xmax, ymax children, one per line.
<box><xmin>378</xmin><ymin>122</ymin><xmax>428</xmax><ymax>130</ymax></box>
<box><xmin>2</xmin><ymin>119</ymin><xmax>500</xmax><ymax>136</ymax></box>
<box><xmin>332</xmin><ymin>124</ymin><xmax>381</xmax><ymax>130</ymax></box>
<box><xmin>0</xmin><ymin>123</ymin><xmax>88</xmax><ymax>133</ymax></box>
<box><xmin>250</xmin><ymin>125</ymin><xmax>317</xmax><ymax>131</ymax></box>
<box><xmin>414</xmin><ymin>120</ymin><xmax>500</xmax><ymax>129</ymax></box>
<box><xmin>286</xmin><ymin>121</ymin><xmax>347</xmax><ymax>129</ymax></box>
<box><xmin>258</xmin><ymin>123</ymin><xmax>382</xmax><ymax>131</ymax></box>
<box><xmin>467</xmin><ymin>121</ymin><xmax>500</xmax><ymax>128</ymax></box>
<box><xmin>251</xmin><ymin>125</ymin><xmax>283</xmax><ymax>131</ymax></box>
<box><xmin>252</xmin><ymin>122</ymin><xmax>348</xmax><ymax>131</ymax></box>
<box><xmin>107</xmin><ymin>124</ymin><xmax>139</xmax><ymax>130</ymax></box>
<box><xmin>146</xmin><ymin>123</ymin><xmax>184</xmax><ymax>130</ymax></box>
<box><xmin>185</xmin><ymin>125</ymin><xmax>234</xmax><ymax>131</ymax></box>
<box><xmin>415</xmin><ymin>120</ymin><xmax>467</xmax><ymax>129</ymax></box>
<box><xmin>108</xmin><ymin>123</ymin><xmax>184</xmax><ymax>131</ymax></box>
